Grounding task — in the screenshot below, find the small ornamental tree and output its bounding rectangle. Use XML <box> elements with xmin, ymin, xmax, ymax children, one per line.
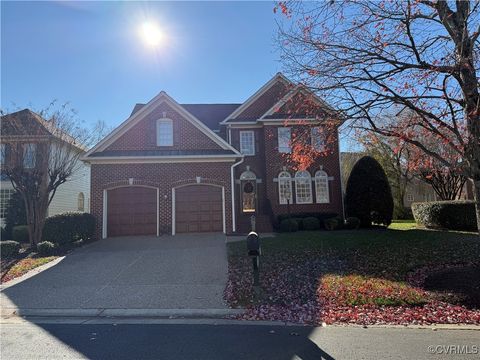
<box><xmin>1</xmin><ymin>103</ymin><xmax>106</xmax><ymax>247</ymax></box>
<box><xmin>345</xmin><ymin>156</ymin><xmax>394</xmax><ymax>227</ymax></box>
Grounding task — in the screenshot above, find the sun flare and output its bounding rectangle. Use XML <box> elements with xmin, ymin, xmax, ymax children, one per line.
<box><xmin>140</xmin><ymin>21</ymin><xmax>163</xmax><ymax>48</ymax></box>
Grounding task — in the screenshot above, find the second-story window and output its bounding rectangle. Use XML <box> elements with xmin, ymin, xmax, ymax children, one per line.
<box><xmin>239</xmin><ymin>131</ymin><xmax>255</xmax><ymax>155</ymax></box>
<box><xmin>156</xmin><ymin>119</ymin><xmax>173</xmax><ymax>146</ymax></box>
<box><xmin>0</xmin><ymin>144</ymin><xmax>5</xmax><ymax>165</ymax></box>
<box><xmin>311</xmin><ymin>127</ymin><xmax>325</xmax><ymax>152</ymax></box>
<box><xmin>278</xmin><ymin>127</ymin><xmax>291</xmax><ymax>153</ymax></box>
<box><xmin>23</xmin><ymin>143</ymin><xmax>36</xmax><ymax>169</ymax></box>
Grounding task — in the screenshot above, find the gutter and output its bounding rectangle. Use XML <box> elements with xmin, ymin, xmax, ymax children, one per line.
<box><xmin>230</xmin><ymin>156</ymin><xmax>245</xmax><ymax>233</ymax></box>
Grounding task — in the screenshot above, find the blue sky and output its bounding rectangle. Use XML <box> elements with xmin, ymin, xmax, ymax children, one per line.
<box><xmin>1</xmin><ymin>1</ymin><xmax>283</xmax><ymax>128</ymax></box>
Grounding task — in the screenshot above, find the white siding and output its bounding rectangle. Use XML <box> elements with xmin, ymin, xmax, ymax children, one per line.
<box><xmin>47</xmin><ymin>160</ymin><xmax>91</xmax><ymax>216</ymax></box>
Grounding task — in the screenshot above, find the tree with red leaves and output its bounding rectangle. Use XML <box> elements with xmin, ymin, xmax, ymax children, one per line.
<box><xmin>276</xmin><ymin>0</ymin><xmax>480</xmax><ymax>233</ymax></box>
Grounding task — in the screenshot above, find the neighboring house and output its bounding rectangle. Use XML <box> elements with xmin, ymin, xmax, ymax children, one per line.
<box><xmin>83</xmin><ymin>73</ymin><xmax>343</xmax><ymax>238</ymax></box>
<box><xmin>403</xmin><ymin>178</ymin><xmax>438</xmax><ymax>207</ymax></box>
<box><xmin>0</xmin><ymin>109</ymin><xmax>90</xmax><ymax>226</ymax></box>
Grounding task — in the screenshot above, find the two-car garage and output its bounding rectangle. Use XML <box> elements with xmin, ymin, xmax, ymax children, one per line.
<box><xmin>105</xmin><ymin>184</ymin><xmax>224</xmax><ymax>237</ymax></box>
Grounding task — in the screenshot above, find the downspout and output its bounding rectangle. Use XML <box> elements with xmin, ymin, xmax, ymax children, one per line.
<box><xmin>231</xmin><ymin>156</ymin><xmax>244</xmax><ymax>233</ymax></box>
<box><xmin>337</xmin><ymin>127</ymin><xmax>346</xmax><ymax>220</ymax></box>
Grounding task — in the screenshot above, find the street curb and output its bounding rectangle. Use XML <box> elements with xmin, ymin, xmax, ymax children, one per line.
<box><xmin>1</xmin><ymin>307</ymin><xmax>245</xmax><ymax>319</ymax></box>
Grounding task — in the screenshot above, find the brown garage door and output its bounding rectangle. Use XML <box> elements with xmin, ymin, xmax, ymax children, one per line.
<box><xmin>175</xmin><ymin>185</ymin><xmax>223</xmax><ymax>233</ymax></box>
<box><xmin>107</xmin><ymin>186</ymin><xmax>157</xmax><ymax>237</ymax></box>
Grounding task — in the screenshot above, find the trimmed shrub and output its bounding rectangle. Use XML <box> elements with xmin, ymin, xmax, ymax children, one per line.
<box><xmin>345</xmin><ymin>156</ymin><xmax>394</xmax><ymax>227</ymax></box>
<box><xmin>1</xmin><ymin>240</ymin><xmax>21</xmax><ymax>258</ymax></box>
<box><xmin>280</xmin><ymin>218</ymin><xmax>299</xmax><ymax>232</ymax></box>
<box><xmin>43</xmin><ymin>212</ymin><xmax>96</xmax><ymax>246</ymax></box>
<box><xmin>303</xmin><ymin>217</ymin><xmax>320</xmax><ymax>230</ymax></box>
<box><xmin>37</xmin><ymin>241</ymin><xmax>56</xmax><ymax>256</ymax></box>
<box><xmin>1</xmin><ymin>227</ymin><xmax>8</xmax><ymax>240</ymax></box>
<box><xmin>4</xmin><ymin>191</ymin><xmax>26</xmax><ymax>239</ymax></box>
<box><xmin>292</xmin><ymin>218</ymin><xmax>304</xmax><ymax>230</ymax></box>
<box><xmin>12</xmin><ymin>225</ymin><xmax>29</xmax><ymax>243</ymax></box>
<box><xmin>345</xmin><ymin>217</ymin><xmax>361</xmax><ymax>230</ymax></box>
<box><xmin>324</xmin><ymin>217</ymin><xmax>342</xmax><ymax>231</ymax></box>
<box><xmin>277</xmin><ymin>212</ymin><xmax>338</xmax><ymax>229</ymax></box>
<box><xmin>412</xmin><ymin>201</ymin><xmax>477</xmax><ymax>231</ymax></box>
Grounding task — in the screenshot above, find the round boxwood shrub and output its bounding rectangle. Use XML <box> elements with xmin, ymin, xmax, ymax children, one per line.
<box><xmin>37</xmin><ymin>241</ymin><xmax>56</xmax><ymax>256</ymax></box>
<box><xmin>303</xmin><ymin>217</ymin><xmax>320</xmax><ymax>230</ymax></box>
<box><xmin>324</xmin><ymin>217</ymin><xmax>342</xmax><ymax>231</ymax></box>
<box><xmin>412</xmin><ymin>201</ymin><xmax>477</xmax><ymax>231</ymax></box>
<box><xmin>42</xmin><ymin>213</ymin><xmax>96</xmax><ymax>246</ymax></box>
<box><xmin>292</xmin><ymin>218</ymin><xmax>304</xmax><ymax>230</ymax></box>
<box><xmin>1</xmin><ymin>240</ymin><xmax>21</xmax><ymax>258</ymax></box>
<box><xmin>345</xmin><ymin>217</ymin><xmax>361</xmax><ymax>230</ymax></box>
<box><xmin>345</xmin><ymin>156</ymin><xmax>394</xmax><ymax>227</ymax></box>
<box><xmin>280</xmin><ymin>218</ymin><xmax>299</xmax><ymax>232</ymax></box>
<box><xmin>12</xmin><ymin>225</ymin><xmax>29</xmax><ymax>243</ymax></box>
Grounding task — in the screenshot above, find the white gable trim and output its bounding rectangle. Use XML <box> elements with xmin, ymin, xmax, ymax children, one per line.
<box><xmin>260</xmin><ymin>85</ymin><xmax>337</xmax><ymax>121</ymax></box>
<box><xmin>220</xmin><ymin>73</ymin><xmax>293</xmax><ymax>124</ymax></box>
<box><xmin>84</xmin><ymin>91</ymin><xmax>240</xmax><ymax>157</ymax></box>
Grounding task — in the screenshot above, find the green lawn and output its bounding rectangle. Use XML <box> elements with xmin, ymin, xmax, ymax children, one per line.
<box><xmin>226</xmin><ymin>227</ymin><xmax>480</xmax><ymax>324</ymax></box>
<box><xmin>388</xmin><ymin>220</ymin><xmax>417</xmax><ymax>230</ymax></box>
<box><xmin>228</xmin><ymin>227</ymin><xmax>479</xmax><ymax>279</ymax></box>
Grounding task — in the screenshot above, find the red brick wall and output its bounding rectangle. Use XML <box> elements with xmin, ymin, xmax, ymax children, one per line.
<box><xmin>233</xmin><ymin>81</ymin><xmax>290</xmax><ymax>120</ymax></box>
<box><xmin>106</xmin><ymin>102</ymin><xmax>221</xmax><ymax>151</ymax></box>
<box><xmin>230</xmin><ymin>124</ymin><xmax>343</xmax><ymax>233</ymax></box>
<box><xmin>90</xmin><ymin>162</ymin><xmax>234</xmax><ymax>238</ymax></box>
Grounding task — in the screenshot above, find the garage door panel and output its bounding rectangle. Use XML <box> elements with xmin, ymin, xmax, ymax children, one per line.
<box><xmin>107</xmin><ymin>187</ymin><xmax>157</xmax><ymax>237</ymax></box>
<box><xmin>175</xmin><ymin>185</ymin><xmax>223</xmax><ymax>233</ymax></box>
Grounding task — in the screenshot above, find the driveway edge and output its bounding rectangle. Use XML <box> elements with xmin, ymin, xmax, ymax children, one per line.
<box><xmin>1</xmin><ymin>307</ymin><xmax>245</xmax><ymax>319</ymax></box>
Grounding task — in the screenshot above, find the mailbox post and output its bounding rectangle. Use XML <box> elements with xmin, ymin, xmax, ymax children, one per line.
<box><xmin>247</xmin><ymin>231</ymin><xmax>261</xmax><ymax>297</ymax></box>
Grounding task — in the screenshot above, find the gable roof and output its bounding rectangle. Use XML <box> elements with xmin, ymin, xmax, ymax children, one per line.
<box><xmin>130</xmin><ymin>103</ymin><xmax>241</xmax><ymax>131</ymax></box>
<box><xmin>1</xmin><ymin>109</ymin><xmax>86</xmax><ymax>151</ymax></box>
<box><xmin>220</xmin><ymin>73</ymin><xmax>293</xmax><ymax>124</ymax></box>
<box><xmin>1</xmin><ymin>109</ymin><xmax>54</xmax><ymax>137</ymax></box>
<box><xmin>259</xmin><ymin>85</ymin><xmax>339</xmax><ymax>121</ymax></box>
<box><xmin>83</xmin><ymin>91</ymin><xmax>241</xmax><ymax>160</ymax></box>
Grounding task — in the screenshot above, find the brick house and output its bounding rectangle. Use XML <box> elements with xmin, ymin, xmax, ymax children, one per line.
<box><xmin>0</xmin><ymin>109</ymin><xmax>90</xmax><ymax>226</ymax></box>
<box><xmin>82</xmin><ymin>73</ymin><xmax>343</xmax><ymax>238</ymax></box>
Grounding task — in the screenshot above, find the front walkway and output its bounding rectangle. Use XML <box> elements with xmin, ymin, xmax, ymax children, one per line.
<box><xmin>1</xmin><ymin>234</ymin><xmax>229</xmax><ymax>312</ymax></box>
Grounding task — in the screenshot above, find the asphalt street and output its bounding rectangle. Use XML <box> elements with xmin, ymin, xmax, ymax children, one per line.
<box><xmin>1</xmin><ymin>320</ymin><xmax>479</xmax><ymax>360</ymax></box>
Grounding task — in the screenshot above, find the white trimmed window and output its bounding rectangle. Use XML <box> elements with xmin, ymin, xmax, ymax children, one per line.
<box><xmin>278</xmin><ymin>127</ymin><xmax>291</xmax><ymax>153</ymax></box>
<box><xmin>156</xmin><ymin>119</ymin><xmax>173</xmax><ymax>146</ymax></box>
<box><xmin>0</xmin><ymin>144</ymin><xmax>5</xmax><ymax>165</ymax></box>
<box><xmin>78</xmin><ymin>192</ymin><xmax>85</xmax><ymax>212</ymax></box>
<box><xmin>239</xmin><ymin>131</ymin><xmax>255</xmax><ymax>155</ymax></box>
<box><xmin>295</xmin><ymin>170</ymin><xmax>313</xmax><ymax>204</ymax></box>
<box><xmin>0</xmin><ymin>189</ymin><xmax>14</xmax><ymax>218</ymax></box>
<box><xmin>278</xmin><ymin>171</ymin><xmax>293</xmax><ymax>204</ymax></box>
<box><xmin>315</xmin><ymin>170</ymin><xmax>330</xmax><ymax>203</ymax></box>
<box><xmin>406</xmin><ymin>194</ymin><xmax>414</xmax><ymax>202</ymax></box>
<box><xmin>311</xmin><ymin>127</ymin><xmax>325</xmax><ymax>152</ymax></box>
<box><xmin>23</xmin><ymin>143</ymin><xmax>36</xmax><ymax>168</ymax></box>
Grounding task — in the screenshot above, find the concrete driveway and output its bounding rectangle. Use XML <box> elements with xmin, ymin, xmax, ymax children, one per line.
<box><xmin>1</xmin><ymin>234</ymin><xmax>229</xmax><ymax>313</ymax></box>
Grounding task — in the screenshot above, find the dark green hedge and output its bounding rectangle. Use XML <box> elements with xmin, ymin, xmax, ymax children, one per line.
<box><xmin>277</xmin><ymin>212</ymin><xmax>338</xmax><ymax>229</ymax></box>
<box><xmin>412</xmin><ymin>201</ymin><xmax>477</xmax><ymax>231</ymax></box>
<box><xmin>1</xmin><ymin>240</ymin><xmax>21</xmax><ymax>258</ymax></box>
<box><xmin>279</xmin><ymin>219</ymin><xmax>299</xmax><ymax>232</ymax></box>
<box><xmin>12</xmin><ymin>225</ymin><xmax>29</xmax><ymax>243</ymax></box>
<box><xmin>43</xmin><ymin>213</ymin><xmax>96</xmax><ymax>245</ymax></box>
